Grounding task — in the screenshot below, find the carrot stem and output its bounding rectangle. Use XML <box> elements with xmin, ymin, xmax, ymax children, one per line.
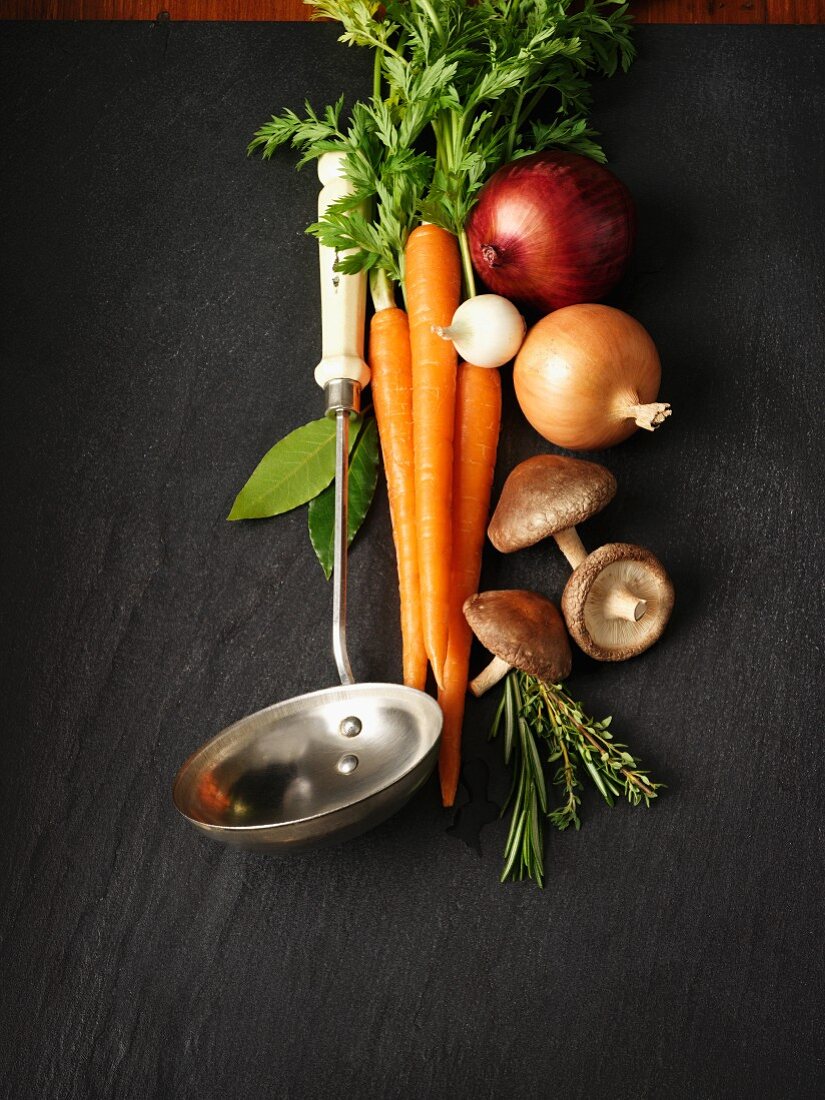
<box><xmin>458</xmin><ymin>228</ymin><xmax>477</xmax><ymax>299</ymax></box>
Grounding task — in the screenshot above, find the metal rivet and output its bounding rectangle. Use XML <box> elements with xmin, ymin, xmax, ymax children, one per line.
<box><xmin>339</xmin><ymin>716</ymin><xmax>362</xmax><ymax>738</ymax></box>
<box><xmin>337</xmin><ymin>754</ymin><xmax>358</xmax><ymax>775</ymax></box>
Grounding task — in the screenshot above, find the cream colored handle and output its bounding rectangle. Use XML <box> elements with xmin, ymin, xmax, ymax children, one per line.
<box><xmin>314</xmin><ymin>152</ymin><xmax>370</xmax><ymax>390</ymax></box>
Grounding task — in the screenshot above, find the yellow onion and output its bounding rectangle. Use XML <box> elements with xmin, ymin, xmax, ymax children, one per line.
<box><xmin>513</xmin><ymin>304</ymin><xmax>671</xmax><ymax>451</ymax></box>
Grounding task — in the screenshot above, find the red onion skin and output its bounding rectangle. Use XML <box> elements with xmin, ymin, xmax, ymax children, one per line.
<box><xmin>466</xmin><ymin>151</ymin><xmax>636</xmax><ymax>313</ymax></box>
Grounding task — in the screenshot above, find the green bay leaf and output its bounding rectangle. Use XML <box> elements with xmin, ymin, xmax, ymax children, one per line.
<box><xmin>228</xmin><ymin>415</ymin><xmax>361</xmax><ymax>521</ymax></box>
<box><xmin>307</xmin><ymin>416</ymin><xmax>380</xmax><ymax>579</ymax></box>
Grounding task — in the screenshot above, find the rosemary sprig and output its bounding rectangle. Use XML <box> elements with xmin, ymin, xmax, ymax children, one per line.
<box><xmin>497</xmin><ymin>673</ymin><xmax>547</xmax><ymax>885</ymax></box>
<box><xmin>489</xmin><ymin>670</ymin><xmax>663</xmax><ymax>886</ymax></box>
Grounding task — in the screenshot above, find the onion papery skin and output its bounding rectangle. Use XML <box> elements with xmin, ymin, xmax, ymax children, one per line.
<box><xmin>513</xmin><ymin>304</ymin><xmax>661</xmax><ymax>451</ymax></box>
<box><xmin>466</xmin><ymin>151</ymin><xmax>636</xmax><ymax>314</ymax></box>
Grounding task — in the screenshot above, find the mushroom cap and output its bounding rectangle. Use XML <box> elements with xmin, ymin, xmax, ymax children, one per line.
<box><xmin>463</xmin><ymin>589</ymin><xmax>572</xmax><ymax>682</ymax></box>
<box><xmin>561</xmin><ymin>543</ymin><xmax>674</xmax><ymax>661</ymax></box>
<box><xmin>488</xmin><ymin>454</ymin><xmax>617</xmax><ymax>553</ymax></box>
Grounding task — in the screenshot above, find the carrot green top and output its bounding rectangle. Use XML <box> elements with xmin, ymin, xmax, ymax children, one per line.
<box><xmin>248</xmin><ymin>0</ymin><xmax>635</xmax><ymax>301</ymax></box>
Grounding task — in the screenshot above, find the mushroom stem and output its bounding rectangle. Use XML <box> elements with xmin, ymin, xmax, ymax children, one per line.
<box><xmin>469</xmin><ymin>655</ymin><xmax>512</xmax><ymax>697</ymax></box>
<box><xmin>625</xmin><ymin>401</ymin><xmax>672</xmax><ymax>431</ymax></box>
<box><xmin>553</xmin><ymin>527</ymin><xmax>588</xmax><ymax>569</ymax></box>
<box><xmin>602</xmin><ymin>586</ymin><xmax>648</xmax><ymax>622</ymax></box>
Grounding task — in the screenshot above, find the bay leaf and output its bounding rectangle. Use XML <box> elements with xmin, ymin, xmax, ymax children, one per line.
<box><xmin>307</xmin><ymin>416</ymin><xmax>380</xmax><ymax>579</ymax></box>
<box><xmin>228</xmin><ymin>415</ymin><xmax>360</xmax><ymax>521</ymax></box>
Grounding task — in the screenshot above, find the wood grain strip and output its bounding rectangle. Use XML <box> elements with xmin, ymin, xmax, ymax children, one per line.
<box><xmin>633</xmin><ymin>0</ymin><xmax>768</xmax><ymax>21</ymax></box>
<box><xmin>0</xmin><ymin>1</ymin><xmax>313</xmax><ymax>18</ymax></box>
<box><xmin>0</xmin><ymin>0</ymin><xmax>822</xmax><ymax>23</ymax></box>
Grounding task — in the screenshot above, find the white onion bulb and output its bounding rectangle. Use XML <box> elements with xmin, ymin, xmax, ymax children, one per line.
<box><xmin>433</xmin><ymin>294</ymin><xmax>526</xmax><ymax>369</ymax></box>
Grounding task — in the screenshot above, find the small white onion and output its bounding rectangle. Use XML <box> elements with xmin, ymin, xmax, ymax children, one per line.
<box><xmin>433</xmin><ymin>294</ymin><xmax>526</xmax><ymax>369</ymax></box>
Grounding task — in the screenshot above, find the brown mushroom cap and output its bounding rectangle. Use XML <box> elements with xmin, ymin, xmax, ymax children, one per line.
<box><xmin>561</xmin><ymin>543</ymin><xmax>674</xmax><ymax>661</ymax></box>
<box><xmin>488</xmin><ymin>454</ymin><xmax>617</xmax><ymax>553</ymax></box>
<box><xmin>463</xmin><ymin>589</ymin><xmax>572</xmax><ymax>682</ymax></box>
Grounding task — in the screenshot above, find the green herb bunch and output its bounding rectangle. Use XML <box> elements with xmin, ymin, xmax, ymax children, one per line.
<box><xmin>249</xmin><ymin>0</ymin><xmax>634</xmax><ymax>296</ymax></box>
<box><xmin>490</xmin><ymin>670</ymin><xmax>662</xmax><ymax>887</ymax></box>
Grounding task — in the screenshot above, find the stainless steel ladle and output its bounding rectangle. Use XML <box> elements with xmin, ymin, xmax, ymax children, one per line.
<box><xmin>172</xmin><ymin>154</ymin><xmax>442</xmax><ymax>852</ymax></box>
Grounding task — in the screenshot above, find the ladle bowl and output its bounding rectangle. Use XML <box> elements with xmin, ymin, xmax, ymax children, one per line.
<box><xmin>173</xmin><ymin>683</ymin><xmax>441</xmax><ymax>851</ymax></box>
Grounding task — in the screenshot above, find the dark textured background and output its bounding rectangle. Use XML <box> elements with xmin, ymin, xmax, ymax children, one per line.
<box><xmin>1</xmin><ymin>21</ymin><xmax>824</xmax><ymax>1100</ymax></box>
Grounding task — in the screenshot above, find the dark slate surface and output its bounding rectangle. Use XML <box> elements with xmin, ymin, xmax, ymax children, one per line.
<box><xmin>1</xmin><ymin>21</ymin><xmax>824</xmax><ymax>1100</ymax></box>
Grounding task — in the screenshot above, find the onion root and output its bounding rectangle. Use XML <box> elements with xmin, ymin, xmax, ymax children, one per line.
<box><xmin>626</xmin><ymin>401</ymin><xmax>672</xmax><ymax>431</ymax></box>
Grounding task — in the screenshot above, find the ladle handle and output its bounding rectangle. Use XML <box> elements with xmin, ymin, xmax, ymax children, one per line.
<box><xmin>314</xmin><ymin>153</ymin><xmax>370</xmax><ymax>391</ymax></box>
<box><xmin>331</xmin><ymin>400</ymin><xmax>355</xmax><ymax>686</ymax></box>
<box><xmin>316</xmin><ymin>153</ymin><xmax>365</xmax><ymax>686</ymax></box>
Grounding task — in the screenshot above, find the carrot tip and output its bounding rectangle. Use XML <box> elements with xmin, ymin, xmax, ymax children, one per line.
<box><xmin>439</xmin><ymin>766</ymin><xmax>460</xmax><ymax>807</ymax></box>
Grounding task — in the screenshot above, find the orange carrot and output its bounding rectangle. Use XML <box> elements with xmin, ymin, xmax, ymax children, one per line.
<box><xmin>438</xmin><ymin>363</ymin><xmax>502</xmax><ymax>806</ymax></box>
<box><xmin>369</xmin><ymin>305</ymin><xmax>428</xmax><ymax>691</ymax></box>
<box><xmin>405</xmin><ymin>224</ymin><xmax>462</xmax><ymax>687</ymax></box>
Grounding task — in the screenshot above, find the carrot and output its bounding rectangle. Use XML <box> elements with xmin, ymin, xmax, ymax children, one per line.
<box><xmin>369</xmin><ymin>304</ymin><xmax>428</xmax><ymax>691</ymax></box>
<box><xmin>405</xmin><ymin>224</ymin><xmax>462</xmax><ymax>687</ymax></box>
<box><xmin>437</xmin><ymin>363</ymin><xmax>502</xmax><ymax>806</ymax></box>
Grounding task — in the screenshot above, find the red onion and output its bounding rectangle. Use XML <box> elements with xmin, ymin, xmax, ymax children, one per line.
<box><xmin>466</xmin><ymin>151</ymin><xmax>636</xmax><ymax>313</ymax></box>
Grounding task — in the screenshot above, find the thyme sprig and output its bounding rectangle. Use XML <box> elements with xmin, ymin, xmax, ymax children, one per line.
<box><xmin>490</xmin><ymin>670</ymin><xmax>662</xmax><ymax>886</ymax></box>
